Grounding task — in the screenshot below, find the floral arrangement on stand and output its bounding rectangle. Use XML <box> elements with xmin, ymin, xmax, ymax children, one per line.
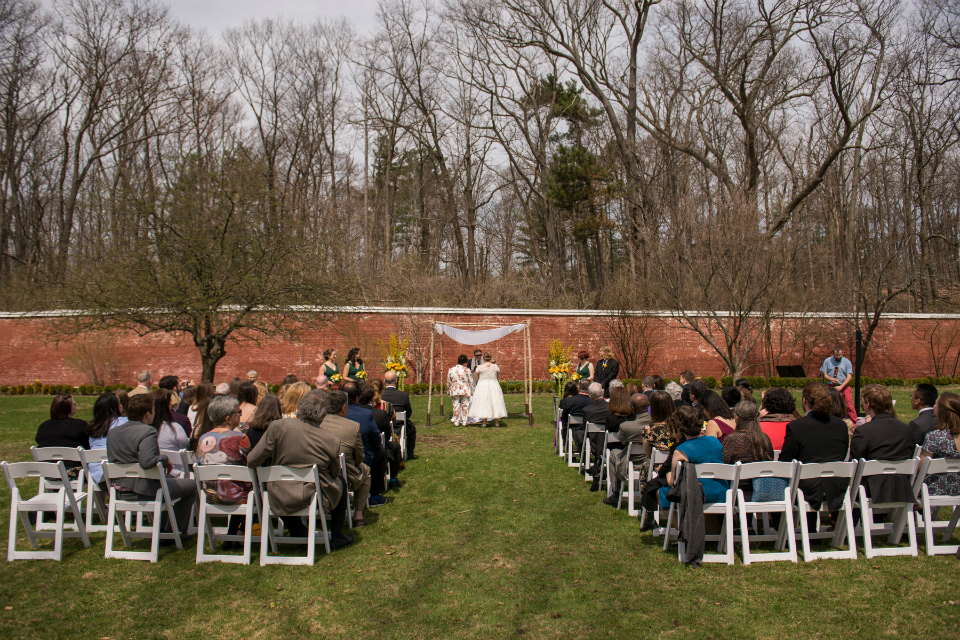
<box><xmin>378</xmin><ymin>334</ymin><xmax>409</xmax><ymax>390</ymax></box>
<box><xmin>547</xmin><ymin>339</ymin><xmax>574</xmax><ymax>397</ymax></box>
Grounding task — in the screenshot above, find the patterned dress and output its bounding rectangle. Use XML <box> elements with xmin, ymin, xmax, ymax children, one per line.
<box><xmin>447</xmin><ymin>364</ymin><xmax>473</xmax><ymax>426</ymax></box>
<box><xmin>637</xmin><ymin>422</ymin><xmax>672</xmax><ymax>492</ymax></box>
<box><xmin>922</xmin><ymin>430</ymin><xmax>960</xmax><ymax>496</ymax></box>
<box><xmin>196</xmin><ymin>429</ymin><xmax>252</xmax><ymax>504</ymax></box>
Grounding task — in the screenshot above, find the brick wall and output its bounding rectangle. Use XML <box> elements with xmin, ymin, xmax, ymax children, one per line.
<box><xmin>0</xmin><ymin>310</ymin><xmax>956</xmax><ymax>386</ymax></box>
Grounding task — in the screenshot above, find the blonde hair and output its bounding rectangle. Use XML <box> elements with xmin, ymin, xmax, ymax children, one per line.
<box><xmin>862</xmin><ymin>384</ymin><xmax>895</xmax><ymax>417</ymax></box>
<box><xmin>600</xmin><ymin>345</ymin><xmax>613</xmax><ymax>358</ymax></box>
<box><xmin>483</xmin><ymin>352</ymin><xmax>492</xmax><ymax>362</ymax></box>
<box><xmin>254</xmin><ymin>381</ymin><xmax>269</xmax><ymax>404</ymax></box>
<box><xmin>279</xmin><ymin>381</ymin><xmax>311</xmax><ymax>415</ymax></box>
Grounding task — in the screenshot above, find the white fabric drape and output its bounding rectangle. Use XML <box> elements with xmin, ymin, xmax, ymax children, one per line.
<box><xmin>434</xmin><ymin>323</ymin><xmax>526</xmax><ymax>345</ymax></box>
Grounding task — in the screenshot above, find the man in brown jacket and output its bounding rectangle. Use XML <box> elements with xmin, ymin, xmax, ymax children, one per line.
<box><xmin>247</xmin><ymin>392</ymin><xmax>354</xmax><ymax>549</ymax></box>
<box><xmin>318</xmin><ymin>390</ymin><xmax>372</xmax><ymax>527</ymax></box>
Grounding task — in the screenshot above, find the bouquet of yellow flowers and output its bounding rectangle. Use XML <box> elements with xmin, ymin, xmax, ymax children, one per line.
<box><xmin>378</xmin><ymin>334</ymin><xmax>409</xmax><ymax>390</ymax></box>
<box><xmin>546</xmin><ymin>339</ymin><xmax>574</xmax><ymax>397</ymax></box>
<box><xmin>330</xmin><ymin>373</ymin><xmax>343</xmax><ymax>383</ymax></box>
<box><xmin>355</xmin><ymin>370</ymin><xmax>368</xmax><ymax>380</ymax></box>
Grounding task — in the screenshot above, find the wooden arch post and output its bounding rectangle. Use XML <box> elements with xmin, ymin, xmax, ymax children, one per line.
<box><xmin>426</xmin><ymin>318</ymin><xmax>434</xmax><ymax>427</ymax></box>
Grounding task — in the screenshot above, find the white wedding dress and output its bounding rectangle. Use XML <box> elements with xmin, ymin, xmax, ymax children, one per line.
<box><xmin>467</xmin><ymin>363</ymin><xmax>508</xmax><ymax>420</ymax></box>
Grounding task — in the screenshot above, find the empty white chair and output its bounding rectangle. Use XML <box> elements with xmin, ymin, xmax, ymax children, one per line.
<box><xmin>194</xmin><ymin>464</ymin><xmax>263</xmax><ymax>565</ymax></box>
<box><xmin>851</xmin><ymin>458</ymin><xmax>920</xmax><ymax>558</ymax></box>
<box><xmin>736</xmin><ymin>461</ymin><xmax>799</xmax><ymax>564</ymax></box>
<box><xmin>566</xmin><ymin>415</ymin><xmax>584</xmax><ymax>468</ymax></box>
<box><xmin>101</xmin><ymin>462</ymin><xmax>183</xmax><ymax>562</ymax></box>
<box><xmin>663</xmin><ymin>462</ymin><xmax>740</xmax><ymax>565</ymax></box>
<box><xmin>913</xmin><ymin>457</ymin><xmax>960</xmax><ymax>555</ymax></box>
<box><xmin>792</xmin><ymin>461</ymin><xmax>859</xmax><ymax>561</ymax></box>
<box><xmin>257</xmin><ymin>464</ymin><xmax>330</xmax><ymax>565</ymax></box>
<box><xmin>29</xmin><ymin>447</ymin><xmax>87</xmax><ymax>532</ymax></box>
<box><xmin>3</xmin><ymin>461</ymin><xmax>91</xmax><ymax>561</ymax></box>
<box><xmin>394</xmin><ymin>410</ymin><xmax>407</xmax><ymax>459</ymax></box>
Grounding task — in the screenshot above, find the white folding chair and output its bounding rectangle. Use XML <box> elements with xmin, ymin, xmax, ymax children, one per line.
<box><xmin>257</xmin><ymin>465</ymin><xmax>330</xmax><ymax>565</ymax></box>
<box><xmin>29</xmin><ymin>447</ymin><xmax>87</xmax><ymax>532</ymax></box>
<box><xmin>630</xmin><ymin>448</ymin><xmax>669</xmax><ymax>527</ymax></box>
<box><xmin>77</xmin><ymin>448</ymin><xmax>110</xmax><ymax>533</ymax></box>
<box><xmin>101</xmin><ymin>462</ymin><xmax>183</xmax><ymax>562</ymax></box>
<box><xmin>913</xmin><ymin>457</ymin><xmax>960</xmax><ymax>555</ymax></box>
<box><xmin>340</xmin><ymin>453</ymin><xmax>357</xmax><ymax>528</ymax></box>
<box><xmin>851</xmin><ymin>458</ymin><xmax>920</xmax><ymax>558</ymax></box>
<box><xmin>394</xmin><ymin>410</ymin><xmax>408</xmax><ymax>460</ymax></box>
<box><xmin>3</xmin><ymin>461</ymin><xmax>91</xmax><ymax>561</ymax></box>
<box><xmin>194</xmin><ymin>464</ymin><xmax>263</xmax><ymax>564</ymax></box>
<box><xmin>599</xmin><ymin>432</ymin><xmax>620</xmax><ymax>494</ymax></box>
<box><xmin>736</xmin><ymin>461</ymin><xmax>798</xmax><ymax>564</ymax></box>
<box><xmin>772</xmin><ymin>450</ymin><xmax>781</xmax><ymax>462</ymax></box>
<box><xmin>566</xmin><ymin>415</ymin><xmax>584</xmax><ymax>468</ymax></box>
<box><xmin>581</xmin><ymin>422</ymin><xmax>604</xmax><ymax>481</ymax></box>
<box><xmin>792</xmin><ymin>461</ymin><xmax>859</xmax><ymax>561</ymax></box>
<box><xmin>663</xmin><ymin>462</ymin><xmax>740</xmax><ymax>564</ymax></box>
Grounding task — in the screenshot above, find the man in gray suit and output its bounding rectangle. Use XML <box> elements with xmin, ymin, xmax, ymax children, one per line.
<box><xmin>106</xmin><ymin>394</ymin><xmax>197</xmax><ymax>537</ymax></box>
<box><xmin>910</xmin><ymin>383</ymin><xmax>939</xmax><ymax>437</ymax></box>
<box><xmin>246</xmin><ymin>393</ymin><xmax>353</xmax><ymax>549</ymax></box>
<box><xmin>318</xmin><ymin>389</ymin><xmax>371</xmax><ymax>528</ymax></box>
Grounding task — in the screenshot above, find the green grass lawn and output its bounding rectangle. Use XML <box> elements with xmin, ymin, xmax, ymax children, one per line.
<box><xmin>1</xmin><ymin>392</ymin><xmax>959</xmax><ymax>639</ymax></box>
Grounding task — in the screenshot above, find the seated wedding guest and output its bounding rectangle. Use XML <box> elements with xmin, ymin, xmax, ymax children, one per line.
<box><xmin>343</xmin><ymin>381</ymin><xmax>387</xmax><ymax>507</ymax></box>
<box><xmin>107</xmin><ymin>394</ymin><xmax>197</xmax><ymax>537</ymax></box>
<box><xmin>253</xmin><ymin>381</ymin><xmax>269</xmax><ymax>404</ymax></box>
<box><xmin>650</xmin><ymin>375</ymin><xmax>666</xmax><ymax>391</ymax></box>
<box><xmin>558</xmin><ymin>380</ymin><xmax>585</xmax><ymax>445</ymax></box>
<box><xmin>827</xmin><ymin>386</ymin><xmax>856</xmax><ymax>438</ymax></box>
<box><xmin>735</xmin><ymin>378</ymin><xmax>755</xmax><ymax>403</ymax></box>
<box><xmin>195</xmin><ymin>395</ymin><xmax>252</xmax><ymax>547</ymax></box>
<box><xmin>605</xmin><ymin>393</ymin><xmax>651</xmax><ymax>507</ymax></box>
<box><xmin>360</xmin><ymin>382</ymin><xmax>401</xmax><ymax>479</ymax></box>
<box><xmin>921</xmin><ymin>392</ymin><xmax>960</xmax><ymax>496</ymax></box>
<box><xmin>188</xmin><ymin>382</ymin><xmax>216</xmax><ymax>438</ymax></box>
<box><xmin>129</xmin><ymin>370</ymin><xmax>152</xmax><ymax>396</ymax></box>
<box><xmin>626</xmin><ymin>382</ymin><xmax>640</xmax><ymax>396</ymax></box>
<box><xmin>638</xmin><ymin>390</ymin><xmax>677</xmax><ymax>491</ymax></box>
<box><xmin>910</xmin><ymin>383</ymin><xmax>939</xmax><ymax>437</ymax></box>
<box><xmin>36</xmin><ymin>394</ymin><xmax>89</xmax><ymax>463</ymax></box>
<box><xmin>244</xmin><ymin>395</ymin><xmax>282</xmax><ymax>449</ymax></box>
<box><xmin>228</xmin><ymin>377</ymin><xmax>243</xmax><ymax>398</ymax></box>
<box><xmin>314</xmin><ymin>375</ymin><xmax>331</xmax><ymax>391</ymax></box>
<box><xmin>583</xmin><ymin>382</ymin><xmax>612</xmax><ymax>491</ymax></box>
<box><xmin>721</xmin><ymin>386</ymin><xmax>742</xmax><ymax>411</ymax></box>
<box><xmin>382</xmin><ymin>370</ymin><xmax>417</xmax><ymax>460</ymax></box>
<box><xmin>850</xmin><ymin>384</ymin><xmax>923</xmax><ymax>506</ymax></box>
<box><xmin>179</xmin><ymin>386</ymin><xmax>196</xmax><ymax>418</ymax></box>
<box><xmin>641</xmin><ymin>376</ymin><xmax>657</xmax><ymax>398</ymax></box>
<box><xmin>85</xmin><ymin>393</ymin><xmax>127</xmax><ymax>487</ymax></box>
<box><xmin>277</xmin><ymin>374</ymin><xmax>299</xmax><ymax>397</ymax></box>
<box><xmin>370</xmin><ymin>382</ymin><xmax>402</xmax><ymax>484</ymax></box>
<box><xmin>113</xmin><ymin>388</ymin><xmax>129</xmax><ymax>416</ymax></box>
<box><xmin>158</xmin><ymin>375</ymin><xmax>190</xmax><ymax>417</ymax></box>
<box><xmin>660</xmin><ymin>406</ymin><xmax>727</xmax><ymax>509</ymax></box>
<box><xmin>319</xmin><ymin>390</ymin><xmax>372</xmax><ymax>527</ymax></box>
<box><xmin>665</xmin><ymin>381</ymin><xmax>683</xmax><ymax>404</ymax></box>
<box><xmin>688</xmin><ymin>379</ymin><xmax>708</xmax><ymax>408</ymax></box>
<box><xmin>279</xmin><ymin>381</ymin><xmax>311</xmax><ymax>419</ymax></box>
<box><xmin>153</xmin><ymin>391</ymin><xmax>190</xmax><ymax>476</ymax></box>
<box><xmin>605</xmin><ymin>386</ymin><xmax>633</xmax><ymax>434</ymax></box>
<box><xmin>236</xmin><ymin>382</ymin><xmax>259</xmax><ymax>424</ymax></box>
<box><xmin>700</xmin><ymin>390</ymin><xmax>735</xmax><ymax>442</ymax></box>
<box><xmin>680</xmin><ymin>370</ymin><xmax>695</xmax><ymax>391</ymax></box>
<box><xmin>246</xmin><ymin>392</ymin><xmax>353</xmax><ymax>550</ymax></box>
<box><xmin>215</xmin><ymin>383</ymin><xmax>230</xmax><ymax>395</ymax></box>
<box><xmin>757</xmin><ymin>387</ymin><xmax>796</xmax><ymax>450</ymax></box>
<box><xmin>779</xmin><ymin>382</ymin><xmax>849</xmax><ymax>531</ymax></box>
<box><xmin>676</xmin><ymin>385</ymin><xmax>693</xmax><ymax>410</ymax></box>
<box><xmin>723</xmin><ymin>401</ymin><xmax>773</xmax><ymax>466</ymax></box>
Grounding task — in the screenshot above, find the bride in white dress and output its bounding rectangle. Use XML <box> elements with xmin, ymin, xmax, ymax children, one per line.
<box><xmin>467</xmin><ymin>352</ymin><xmax>508</xmax><ymax>426</ymax></box>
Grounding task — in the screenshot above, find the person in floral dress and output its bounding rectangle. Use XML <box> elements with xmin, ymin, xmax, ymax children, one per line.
<box><xmin>922</xmin><ymin>392</ymin><xmax>960</xmax><ymax>496</ymax></box>
<box><xmin>637</xmin><ymin>390</ymin><xmax>677</xmax><ymax>493</ymax></box>
<box><xmin>447</xmin><ymin>355</ymin><xmax>474</xmax><ymax>426</ymax></box>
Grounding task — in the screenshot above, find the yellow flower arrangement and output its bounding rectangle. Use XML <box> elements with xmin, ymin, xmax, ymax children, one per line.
<box><xmin>331</xmin><ymin>373</ymin><xmax>343</xmax><ymax>383</ymax></box>
<box><xmin>378</xmin><ymin>334</ymin><xmax>409</xmax><ymax>390</ymax></box>
<box><xmin>546</xmin><ymin>339</ymin><xmax>575</xmax><ymax>396</ymax></box>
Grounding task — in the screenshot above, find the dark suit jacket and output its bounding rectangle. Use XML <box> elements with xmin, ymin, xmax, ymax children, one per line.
<box><xmin>910</xmin><ymin>408</ymin><xmax>939</xmax><ymax>438</ymax></box>
<box><xmin>106</xmin><ymin>420</ymin><xmax>168</xmax><ymax>496</ymax></box>
<box><xmin>176</xmin><ymin>401</ymin><xmax>190</xmax><ymax>416</ymax></box>
<box><xmin>560</xmin><ymin>393</ymin><xmax>592</xmax><ymax>427</ymax></box>
<box><xmin>595</xmin><ymin>359</ymin><xmax>620</xmax><ymax>390</ymax></box>
<box><xmin>468</xmin><ymin>356</ymin><xmax>483</xmax><ymax>372</ymax></box>
<box><xmin>319</xmin><ymin>414</ymin><xmax>367</xmax><ymax>491</ymax></box>
<box><xmin>382</xmin><ymin>386</ymin><xmax>413</xmax><ymax>422</ymax></box>
<box><xmin>850</xmin><ymin>413</ymin><xmax>923</xmax><ymax>504</ymax></box>
<box><xmin>246</xmin><ymin>417</ymin><xmax>343</xmax><ymax>513</ymax></box>
<box><xmin>347</xmin><ymin>403</ymin><xmax>382</xmax><ymax>465</ymax></box>
<box><xmin>780</xmin><ymin>413</ymin><xmax>850</xmax><ymax>511</ymax></box>
<box><xmin>582</xmin><ymin>400</ymin><xmax>612</xmax><ymax>428</ymax></box>
<box><xmin>365</xmin><ymin>403</ymin><xmax>392</xmax><ymax>438</ymax></box>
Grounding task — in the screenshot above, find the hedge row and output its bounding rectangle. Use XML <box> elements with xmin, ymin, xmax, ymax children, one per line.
<box><xmin>0</xmin><ymin>383</ymin><xmax>135</xmax><ymax>396</ymax></box>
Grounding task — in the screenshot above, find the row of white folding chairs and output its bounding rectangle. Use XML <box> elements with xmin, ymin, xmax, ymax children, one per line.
<box><xmin>656</xmin><ymin>456</ymin><xmax>959</xmax><ymax>564</ymax></box>
<box><xmin>7</xmin><ymin>447</ymin><xmax>338</xmax><ymax>564</ymax></box>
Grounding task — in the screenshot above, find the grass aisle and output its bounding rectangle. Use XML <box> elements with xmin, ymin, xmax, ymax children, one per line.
<box><xmin>0</xmin><ymin>395</ymin><xmax>958</xmax><ymax>638</ymax></box>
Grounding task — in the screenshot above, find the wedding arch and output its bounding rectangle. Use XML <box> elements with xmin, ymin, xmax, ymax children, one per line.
<box><xmin>426</xmin><ymin>320</ymin><xmax>533</xmax><ymax>426</ymax></box>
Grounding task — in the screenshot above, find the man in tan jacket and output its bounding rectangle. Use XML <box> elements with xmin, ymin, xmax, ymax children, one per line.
<box><xmin>246</xmin><ymin>392</ymin><xmax>354</xmax><ymax>550</ymax></box>
<box><xmin>318</xmin><ymin>389</ymin><xmax>372</xmax><ymax>527</ymax></box>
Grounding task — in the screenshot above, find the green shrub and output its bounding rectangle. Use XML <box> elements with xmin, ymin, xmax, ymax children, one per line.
<box><xmin>0</xmin><ymin>386</ymin><xmax>7</xmax><ymax>394</ymax></box>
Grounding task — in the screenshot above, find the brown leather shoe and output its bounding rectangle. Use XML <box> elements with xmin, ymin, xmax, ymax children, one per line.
<box><xmin>352</xmin><ymin>518</ymin><xmax>367</xmax><ymax>528</ymax></box>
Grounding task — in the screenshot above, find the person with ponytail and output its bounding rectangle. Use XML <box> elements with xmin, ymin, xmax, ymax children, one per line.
<box><xmin>920</xmin><ymin>392</ymin><xmax>960</xmax><ymax>496</ymax></box>
<box><xmin>723</xmin><ymin>401</ymin><xmax>774</xmax><ymax>465</ymax></box>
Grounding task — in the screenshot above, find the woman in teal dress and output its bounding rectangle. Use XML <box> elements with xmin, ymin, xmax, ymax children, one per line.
<box><xmin>342</xmin><ymin>347</ymin><xmax>365</xmax><ymax>381</ymax></box>
<box><xmin>320</xmin><ymin>348</ymin><xmax>339</xmax><ymax>379</ymax></box>
<box><xmin>659</xmin><ymin>406</ymin><xmax>728</xmax><ymax>509</ymax></box>
<box><xmin>576</xmin><ymin>350</ymin><xmax>594</xmax><ymax>381</ymax></box>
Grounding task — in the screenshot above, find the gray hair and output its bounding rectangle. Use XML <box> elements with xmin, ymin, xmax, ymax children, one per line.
<box><xmin>296</xmin><ymin>393</ymin><xmax>328</xmax><ymax>425</ymax></box>
<box><xmin>247</xmin><ymin>370</ymin><xmax>257</xmax><ymax>378</ymax></box>
<box><xmin>665</xmin><ymin>381</ymin><xmax>683</xmax><ymax>401</ymax></box>
<box><xmin>137</xmin><ymin>370</ymin><xmax>152</xmax><ymax>384</ymax></box>
<box><xmin>215</xmin><ymin>382</ymin><xmax>230</xmax><ymax>394</ymax></box>
<box><xmin>384</xmin><ymin>370</ymin><xmax>397</xmax><ymax>384</ymax></box>
<box><xmin>587</xmin><ymin>382</ymin><xmax>604</xmax><ymax>400</ymax></box>
<box><xmin>207</xmin><ymin>395</ymin><xmax>239</xmax><ymax>426</ymax></box>
<box><xmin>323</xmin><ymin>390</ymin><xmax>348</xmax><ymax>415</ymax></box>
<box><xmin>608</xmin><ymin>379</ymin><xmax>624</xmax><ymax>390</ymax></box>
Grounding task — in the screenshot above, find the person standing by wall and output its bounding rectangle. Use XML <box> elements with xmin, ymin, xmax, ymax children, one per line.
<box><xmin>820</xmin><ymin>346</ymin><xmax>857</xmax><ymax>422</ymax></box>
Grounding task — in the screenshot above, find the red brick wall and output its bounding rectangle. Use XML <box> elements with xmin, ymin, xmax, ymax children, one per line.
<box><xmin>0</xmin><ymin>312</ymin><xmax>956</xmax><ymax>386</ymax></box>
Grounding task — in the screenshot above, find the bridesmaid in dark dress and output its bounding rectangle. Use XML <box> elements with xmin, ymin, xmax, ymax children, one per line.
<box><xmin>342</xmin><ymin>347</ymin><xmax>365</xmax><ymax>381</ymax></box>
<box><xmin>575</xmin><ymin>350</ymin><xmax>594</xmax><ymax>382</ymax></box>
<box><xmin>320</xmin><ymin>349</ymin><xmax>339</xmax><ymax>380</ymax></box>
